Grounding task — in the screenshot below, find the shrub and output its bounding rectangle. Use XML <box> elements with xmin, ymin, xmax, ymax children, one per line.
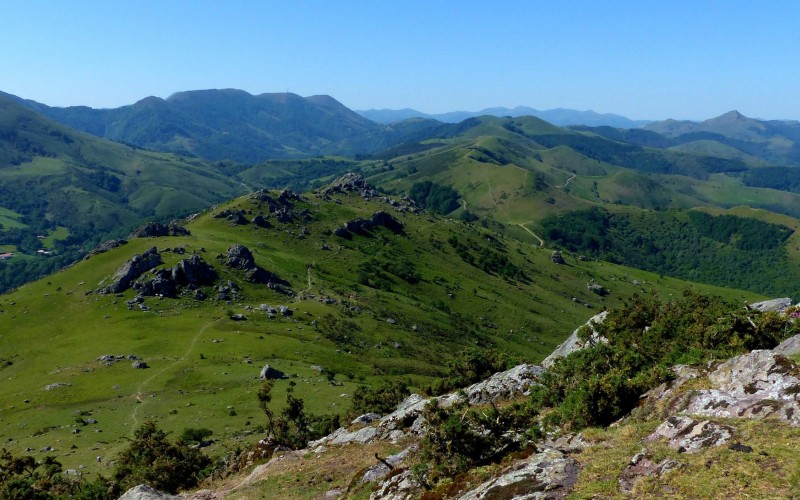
<box><xmin>428</xmin><ymin>348</ymin><xmax>512</xmax><ymax>395</ymax></box>
<box><xmin>113</xmin><ymin>421</ymin><xmax>211</xmax><ymax>494</ymax></box>
<box><xmin>350</xmin><ymin>380</ymin><xmax>410</xmax><ymax>417</ymax></box>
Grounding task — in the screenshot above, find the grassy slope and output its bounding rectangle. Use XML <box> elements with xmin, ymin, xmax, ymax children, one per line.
<box><xmin>0</xmin><ymin>188</ymin><xmax>761</xmax><ymax>476</ymax></box>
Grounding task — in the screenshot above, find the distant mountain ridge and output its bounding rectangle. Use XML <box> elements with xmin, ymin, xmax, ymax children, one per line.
<box><xmin>5</xmin><ymin>89</ymin><xmax>442</xmax><ymax>164</ymax></box>
<box><xmin>357</xmin><ymin>105</ymin><xmax>652</xmax><ymax>128</ymax></box>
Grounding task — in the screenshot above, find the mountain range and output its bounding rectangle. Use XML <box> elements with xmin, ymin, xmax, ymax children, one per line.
<box><xmin>357</xmin><ymin>105</ymin><xmax>652</xmax><ymax>128</ymax></box>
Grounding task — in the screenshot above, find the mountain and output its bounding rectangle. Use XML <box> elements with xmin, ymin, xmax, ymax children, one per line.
<box><xmin>0</xmin><ymin>92</ymin><xmax>247</xmax><ymax>291</ymax></box>
<box><xmin>357</xmin><ymin>105</ymin><xmax>651</xmax><ymax>128</ymax></box>
<box><xmin>642</xmin><ymin>110</ymin><xmax>800</xmax><ymax>164</ymax></box>
<box><xmin>7</xmin><ymin>90</ymin><xmax>443</xmax><ymax>164</ymax></box>
<box><xmin>0</xmin><ymin>175</ymin><xmax>761</xmax><ymax>482</ymax></box>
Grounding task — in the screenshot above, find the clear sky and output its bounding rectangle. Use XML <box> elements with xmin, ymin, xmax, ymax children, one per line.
<box><xmin>1</xmin><ymin>0</ymin><xmax>798</xmax><ymax>120</ymax></box>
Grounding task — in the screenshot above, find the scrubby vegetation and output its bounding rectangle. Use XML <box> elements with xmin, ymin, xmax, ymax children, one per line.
<box><xmin>408</xmin><ymin>181</ymin><xmax>460</xmax><ymax>214</ymax></box>
<box><xmin>413</xmin><ymin>290</ymin><xmax>800</xmax><ymax>487</ymax></box>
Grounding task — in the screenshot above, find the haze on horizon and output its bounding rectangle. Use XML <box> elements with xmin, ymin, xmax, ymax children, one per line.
<box><xmin>1</xmin><ymin>0</ymin><xmax>798</xmax><ymax>122</ymax></box>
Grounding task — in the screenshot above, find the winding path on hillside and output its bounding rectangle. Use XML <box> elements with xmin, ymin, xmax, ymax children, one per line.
<box><xmin>129</xmin><ymin>319</ymin><xmax>219</xmax><ymax>433</ymax></box>
<box><xmin>562</xmin><ymin>173</ymin><xmax>576</xmax><ymax>188</ymax></box>
<box><xmin>517</xmin><ymin>222</ymin><xmax>545</xmax><ymax>247</ymax></box>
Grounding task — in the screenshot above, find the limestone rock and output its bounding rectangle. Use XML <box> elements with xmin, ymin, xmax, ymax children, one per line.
<box><xmin>459</xmin><ymin>447</ymin><xmax>579</xmax><ymax>499</ymax></box>
<box><xmin>85</xmin><ymin>239</ymin><xmax>127</xmax><ymax>259</ymax></box>
<box><xmin>619</xmin><ymin>449</ymin><xmax>681</xmax><ymax>494</ymax></box>
<box><xmin>370</xmin><ymin>468</ymin><xmax>421</xmax><ymax>500</ymax></box>
<box><xmin>773</xmin><ymin>334</ymin><xmax>800</xmax><ymax>357</ymax></box>
<box><xmin>459</xmin><ymin>363</ymin><xmax>543</xmax><ymax>405</ymax></box>
<box><xmin>102</xmin><ymin>247</ymin><xmax>162</xmax><ymax>294</ymax></box>
<box><xmin>129</xmin><ymin>222</ymin><xmax>190</xmax><ymax>238</ymax></box>
<box><xmin>171</xmin><ymin>255</ymin><xmax>218</xmax><ymax>287</ymax></box>
<box><xmin>551</xmin><ymin>250</ymin><xmax>566</xmax><ymax>264</ymax></box>
<box><xmin>118</xmin><ymin>484</ymin><xmax>175</xmax><ymax>500</ymax></box>
<box><xmin>646</xmin><ymin>416</ymin><xmax>734</xmax><ymax>452</ymax></box>
<box><xmin>749</xmin><ymin>297</ymin><xmax>792</xmax><ymax>312</ymax></box>
<box><xmin>259</xmin><ymin>364</ymin><xmax>288</xmax><ymax>380</ymax></box>
<box><xmin>542</xmin><ymin>312</ymin><xmax>608</xmax><ymax>368</ymax></box>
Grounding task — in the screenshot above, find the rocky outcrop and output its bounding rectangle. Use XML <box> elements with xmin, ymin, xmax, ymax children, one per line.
<box><xmin>101</xmin><ymin>247</ymin><xmax>162</xmax><ymax>294</ymax></box>
<box><xmin>324</xmin><ymin>172</ymin><xmax>377</xmax><ymax>198</ymax></box>
<box><xmin>85</xmin><ymin>239</ymin><xmax>127</xmax><ymax>259</ymax></box>
<box><xmin>249</xmin><ymin>189</ymin><xmax>308</xmax><ymax>223</ymax></box>
<box><xmin>118</xmin><ymin>484</ymin><xmax>175</xmax><ymax>500</ymax></box>
<box><xmin>172</xmin><ymin>255</ymin><xmax>218</xmax><ymax>287</ymax></box>
<box><xmin>749</xmin><ymin>297</ymin><xmax>792</xmax><ymax>312</ymax></box>
<box><xmin>214</xmin><ymin>209</ymin><xmax>249</xmax><ymax>225</ymax></box>
<box><xmin>542</xmin><ymin>312</ymin><xmax>608</xmax><ymax>368</ymax></box>
<box><xmin>639</xmin><ymin>349</ymin><xmax>800</xmax><ymax>427</ymax></box>
<box><xmin>224</xmin><ymin>245</ymin><xmax>290</xmax><ymax>289</ymax></box>
<box><xmin>134</xmin><ymin>269</ymin><xmax>178</xmax><ymax>297</ymax></box>
<box><xmin>551</xmin><ymin>250</ymin><xmax>566</xmax><ymax>264</ymax></box>
<box><xmin>129</xmin><ymin>222</ymin><xmax>190</xmax><ymax>238</ymax></box>
<box><xmin>259</xmin><ymin>364</ymin><xmax>288</xmax><ymax>380</ymax></box>
<box><xmin>646</xmin><ymin>416</ymin><xmax>734</xmax><ymax>452</ymax></box>
<box><xmin>773</xmin><ymin>333</ymin><xmax>800</xmax><ymax>357</ymax></box>
<box><xmin>619</xmin><ymin>449</ymin><xmax>681</xmax><ymax>494</ymax></box>
<box><xmin>458</xmin><ymin>447</ymin><xmax>579</xmax><ymax>500</ymax></box>
<box><xmin>334</xmin><ymin>212</ymin><xmax>404</xmax><ymax>239</ymax></box>
<box><xmin>310</xmin><ymin>365</ymin><xmax>542</xmax><ymax>449</ymax></box>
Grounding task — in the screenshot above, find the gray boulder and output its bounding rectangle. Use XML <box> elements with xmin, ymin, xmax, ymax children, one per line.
<box><xmin>259</xmin><ymin>364</ymin><xmax>288</xmax><ymax>380</ymax></box>
<box><xmin>646</xmin><ymin>416</ymin><xmax>734</xmax><ymax>452</ymax></box>
<box><xmin>749</xmin><ymin>297</ymin><xmax>792</xmax><ymax>312</ymax></box>
<box><xmin>551</xmin><ymin>251</ymin><xmax>566</xmax><ymax>264</ymax></box>
<box><xmin>103</xmin><ymin>248</ymin><xmax>162</xmax><ymax>294</ymax></box>
<box><xmin>171</xmin><ymin>255</ymin><xmax>218</xmax><ymax>287</ymax></box>
<box><xmin>619</xmin><ymin>449</ymin><xmax>681</xmax><ymax>494</ymax></box>
<box><xmin>118</xmin><ymin>484</ymin><xmax>175</xmax><ymax>500</ymax></box>
<box><xmin>458</xmin><ymin>447</ymin><xmax>578</xmax><ymax>499</ymax></box>
<box><xmin>542</xmin><ymin>311</ymin><xmax>608</xmax><ymax>368</ymax></box>
<box><xmin>774</xmin><ymin>334</ymin><xmax>800</xmax><ymax>357</ymax></box>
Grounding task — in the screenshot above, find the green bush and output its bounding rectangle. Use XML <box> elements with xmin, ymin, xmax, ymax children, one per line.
<box><xmin>533</xmin><ymin>290</ymin><xmax>800</xmax><ymax>430</ymax></box>
<box><xmin>113</xmin><ymin>421</ymin><xmax>211</xmax><ymax>494</ymax></box>
<box><xmin>350</xmin><ymin>380</ymin><xmax>410</xmax><ymax>417</ymax></box>
<box><xmin>428</xmin><ymin>348</ymin><xmax>513</xmax><ymax>395</ymax></box>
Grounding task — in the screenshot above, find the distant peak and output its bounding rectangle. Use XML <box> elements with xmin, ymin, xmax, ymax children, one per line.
<box><xmin>714</xmin><ymin>110</ymin><xmax>748</xmax><ymax>121</ymax></box>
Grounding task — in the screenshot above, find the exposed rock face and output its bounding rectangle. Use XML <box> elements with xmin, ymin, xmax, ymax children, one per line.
<box><xmin>324</xmin><ymin>172</ymin><xmax>377</xmax><ymax>198</ymax></box>
<box><xmin>224</xmin><ymin>244</ymin><xmax>289</xmax><ymax>288</ymax></box>
<box><xmin>370</xmin><ymin>469</ymin><xmax>420</xmax><ymax>500</ymax></box>
<box><xmin>102</xmin><ymin>247</ymin><xmax>162</xmax><ymax>293</ymax></box>
<box><xmin>252</xmin><ymin>214</ymin><xmax>272</xmax><ymax>228</ymax></box>
<box><xmin>85</xmin><ymin>239</ymin><xmax>127</xmax><ymax>259</ymax></box>
<box><xmin>334</xmin><ymin>212</ymin><xmax>404</xmax><ymax>239</ymax></box>
<box><xmin>134</xmin><ymin>269</ymin><xmax>178</xmax><ymax>298</ymax></box>
<box><xmin>360</xmin><ymin>446</ymin><xmax>415</xmax><ymax>484</ymax></box>
<box><xmin>259</xmin><ymin>364</ymin><xmax>288</xmax><ymax>380</ymax></box>
<box><xmin>646</xmin><ymin>416</ymin><xmax>734</xmax><ymax>452</ymax></box>
<box><xmin>619</xmin><ymin>449</ymin><xmax>681</xmax><ymax>494</ymax></box>
<box><xmin>640</xmin><ymin>349</ymin><xmax>800</xmax><ymax>427</ymax></box>
<box><xmin>249</xmin><ymin>189</ymin><xmax>309</xmax><ymax>223</ymax></box>
<box><xmin>542</xmin><ymin>311</ymin><xmax>608</xmax><ymax>368</ymax></box>
<box><xmin>458</xmin><ymin>447</ymin><xmax>579</xmax><ymax>500</ymax></box>
<box><xmin>749</xmin><ymin>297</ymin><xmax>792</xmax><ymax>312</ymax></box>
<box><xmin>551</xmin><ymin>250</ymin><xmax>566</xmax><ymax>264</ymax></box>
<box><xmin>214</xmin><ymin>209</ymin><xmax>249</xmax><ymax>225</ymax></box>
<box><xmin>129</xmin><ymin>222</ymin><xmax>190</xmax><ymax>238</ymax></box>
<box><xmin>310</xmin><ymin>365</ymin><xmax>542</xmax><ymax>448</ymax></box>
<box><xmin>118</xmin><ymin>484</ymin><xmax>175</xmax><ymax>500</ymax></box>
<box><xmin>172</xmin><ymin>255</ymin><xmax>218</xmax><ymax>287</ymax></box>
<box><xmin>774</xmin><ymin>333</ymin><xmax>800</xmax><ymax>357</ymax></box>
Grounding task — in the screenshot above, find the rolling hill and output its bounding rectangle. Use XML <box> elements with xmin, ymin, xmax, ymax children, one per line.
<box><xmin>0</xmin><ymin>177</ymin><xmax>761</xmax><ymax>478</ymax></box>
<box><xmin>0</xmin><ymin>92</ymin><xmax>247</xmax><ymax>292</ymax></box>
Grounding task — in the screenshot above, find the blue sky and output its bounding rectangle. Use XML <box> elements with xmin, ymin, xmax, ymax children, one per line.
<box><xmin>1</xmin><ymin>1</ymin><xmax>798</xmax><ymax>120</ymax></box>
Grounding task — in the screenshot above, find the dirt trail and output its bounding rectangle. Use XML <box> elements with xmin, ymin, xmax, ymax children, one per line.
<box><xmin>129</xmin><ymin>319</ymin><xmax>219</xmax><ymax>433</ymax></box>
<box><xmin>563</xmin><ymin>173</ymin><xmax>576</xmax><ymax>188</ymax></box>
<box><xmin>517</xmin><ymin>223</ymin><xmax>544</xmax><ymax>247</ymax></box>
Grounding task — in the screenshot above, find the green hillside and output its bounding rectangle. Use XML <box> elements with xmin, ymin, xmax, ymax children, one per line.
<box><xmin>0</xmin><ymin>93</ymin><xmax>247</xmax><ymax>292</ymax></box>
<box><xmin>0</xmin><ymin>180</ymin><xmax>760</xmax><ymax>476</ymax></box>
<box><xmin>8</xmin><ymin>90</ymin><xmax>443</xmax><ymax>163</ymax></box>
